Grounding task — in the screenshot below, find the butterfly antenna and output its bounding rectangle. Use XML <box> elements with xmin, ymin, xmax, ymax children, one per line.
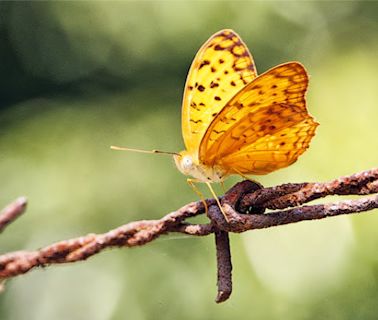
<box><xmin>110</xmin><ymin>146</ymin><xmax>181</xmax><ymax>157</ymax></box>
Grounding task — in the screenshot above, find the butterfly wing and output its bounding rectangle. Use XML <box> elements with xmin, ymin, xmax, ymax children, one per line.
<box><xmin>199</xmin><ymin>62</ymin><xmax>318</xmax><ymax>174</ymax></box>
<box><xmin>218</xmin><ymin>118</ymin><xmax>317</xmax><ymax>174</ymax></box>
<box><xmin>182</xmin><ymin>29</ymin><xmax>257</xmax><ymax>157</ymax></box>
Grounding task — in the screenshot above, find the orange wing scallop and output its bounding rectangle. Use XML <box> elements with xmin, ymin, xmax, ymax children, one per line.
<box><xmin>181</xmin><ymin>29</ymin><xmax>257</xmax><ymax>158</ymax></box>
<box><xmin>199</xmin><ymin>62</ymin><xmax>318</xmax><ymax>175</ymax></box>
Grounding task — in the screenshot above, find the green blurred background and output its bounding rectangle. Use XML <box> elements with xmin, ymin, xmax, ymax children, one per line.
<box><xmin>1</xmin><ymin>1</ymin><xmax>378</xmax><ymax>319</ymax></box>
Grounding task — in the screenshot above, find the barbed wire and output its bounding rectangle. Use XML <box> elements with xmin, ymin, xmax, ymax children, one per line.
<box><xmin>0</xmin><ymin>168</ymin><xmax>377</xmax><ymax>303</ymax></box>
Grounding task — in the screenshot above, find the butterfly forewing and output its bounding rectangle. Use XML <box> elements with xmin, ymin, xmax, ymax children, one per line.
<box><xmin>182</xmin><ymin>29</ymin><xmax>257</xmax><ymax>157</ymax></box>
<box><xmin>199</xmin><ymin>62</ymin><xmax>318</xmax><ymax>174</ymax></box>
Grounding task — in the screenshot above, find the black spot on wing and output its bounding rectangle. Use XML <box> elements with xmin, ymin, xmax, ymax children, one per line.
<box><xmin>210</xmin><ymin>81</ymin><xmax>219</xmax><ymax>88</ymax></box>
<box><xmin>199</xmin><ymin>60</ymin><xmax>210</xmax><ymax>69</ymax></box>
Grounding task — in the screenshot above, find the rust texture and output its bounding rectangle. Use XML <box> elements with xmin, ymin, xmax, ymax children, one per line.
<box><xmin>240</xmin><ymin>168</ymin><xmax>378</xmax><ymax>211</ymax></box>
<box><xmin>0</xmin><ymin>168</ymin><xmax>377</xmax><ymax>303</ymax></box>
<box><xmin>214</xmin><ymin>230</ymin><xmax>232</xmax><ymax>303</ymax></box>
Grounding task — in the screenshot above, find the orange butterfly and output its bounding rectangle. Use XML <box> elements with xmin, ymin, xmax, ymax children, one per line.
<box><xmin>112</xmin><ymin>29</ymin><xmax>318</xmax><ymax>212</ymax></box>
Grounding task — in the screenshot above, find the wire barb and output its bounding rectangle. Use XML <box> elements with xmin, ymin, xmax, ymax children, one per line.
<box><xmin>0</xmin><ymin>197</ymin><xmax>27</xmax><ymax>233</ymax></box>
<box><xmin>214</xmin><ymin>230</ymin><xmax>232</xmax><ymax>303</ymax></box>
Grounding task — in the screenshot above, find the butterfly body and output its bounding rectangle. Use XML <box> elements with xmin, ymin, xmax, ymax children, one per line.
<box><xmin>175</xmin><ymin>29</ymin><xmax>318</xmax><ymax>183</ymax></box>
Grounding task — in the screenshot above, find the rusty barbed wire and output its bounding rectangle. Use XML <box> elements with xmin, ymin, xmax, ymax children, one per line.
<box><xmin>0</xmin><ymin>168</ymin><xmax>377</xmax><ymax>303</ymax></box>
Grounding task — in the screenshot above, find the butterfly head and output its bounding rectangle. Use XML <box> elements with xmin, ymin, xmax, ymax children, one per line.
<box><xmin>173</xmin><ymin>151</ymin><xmax>195</xmax><ymax>176</ymax></box>
<box><xmin>174</xmin><ymin>150</ymin><xmax>225</xmax><ymax>183</ymax></box>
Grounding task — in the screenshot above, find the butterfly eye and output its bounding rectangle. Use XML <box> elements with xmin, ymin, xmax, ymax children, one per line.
<box><xmin>182</xmin><ymin>156</ymin><xmax>193</xmax><ymax>170</ymax></box>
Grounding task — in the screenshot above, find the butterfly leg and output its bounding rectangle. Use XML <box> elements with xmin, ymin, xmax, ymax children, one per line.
<box><xmin>205</xmin><ymin>182</ymin><xmax>230</xmax><ymax>223</ymax></box>
<box><xmin>187</xmin><ymin>178</ymin><xmax>208</xmax><ymax>214</ymax></box>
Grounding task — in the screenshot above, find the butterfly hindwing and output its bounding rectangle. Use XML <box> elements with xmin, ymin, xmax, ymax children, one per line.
<box><xmin>181</xmin><ymin>29</ymin><xmax>257</xmax><ymax>157</ymax></box>
<box><xmin>220</xmin><ymin>117</ymin><xmax>318</xmax><ymax>174</ymax></box>
<box><xmin>199</xmin><ymin>62</ymin><xmax>318</xmax><ymax>174</ymax></box>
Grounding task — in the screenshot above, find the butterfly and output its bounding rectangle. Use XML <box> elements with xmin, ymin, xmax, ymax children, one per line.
<box><xmin>112</xmin><ymin>29</ymin><xmax>318</xmax><ymax>213</ymax></box>
<box><xmin>174</xmin><ymin>29</ymin><xmax>317</xmax><ymax>179</ymax></box>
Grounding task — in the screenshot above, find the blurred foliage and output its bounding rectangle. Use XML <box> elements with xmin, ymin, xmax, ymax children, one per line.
<box><xmin>0</xmin><ymin>1</ymin><xmax>378</xmax><ymax>319</ymax></box>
